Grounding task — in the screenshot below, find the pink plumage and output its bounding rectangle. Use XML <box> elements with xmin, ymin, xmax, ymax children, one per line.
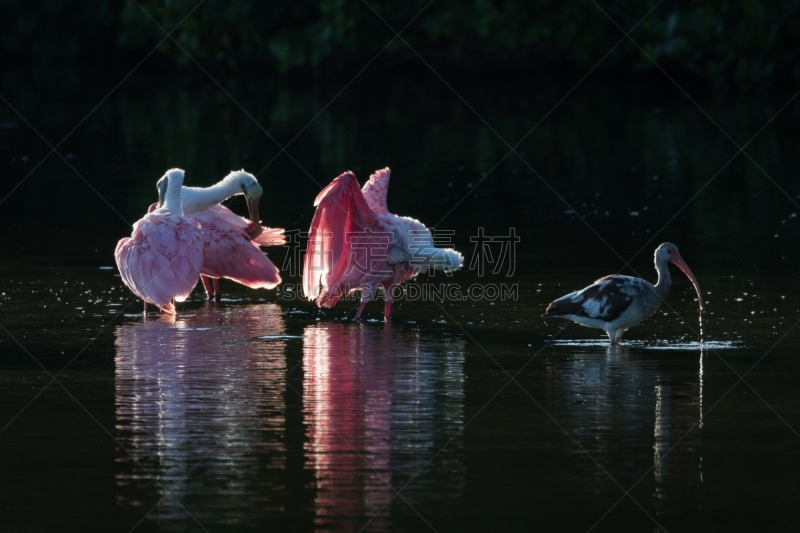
<box><xmin>115</xmin><ymin>213</ymin><xmax>204</xmax><ymax>314</ymax></box>
<box><xmin>362</xmin><ymin>167</ymin><xmax>391</xmax><ymax>215</ymax></box>
<box><xmin>192</xmin><ymin>205</ymin><xmax>282</xmax><ymax>290</ymax></box>
<box><xmin>303</xmin><ymin>168</ymin><xmax>463</xmax><ymax>320</ymax></box>
<box><xmin>147</xmin><ymin>202</ymin><xmax>284</xmax><ymax>292</ymax></box>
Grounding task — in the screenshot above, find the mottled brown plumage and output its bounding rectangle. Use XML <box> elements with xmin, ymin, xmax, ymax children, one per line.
<box><xmin>543</xmin><ymin>243</ymin><xmax>703</xmax><ymax>344</ymax></box>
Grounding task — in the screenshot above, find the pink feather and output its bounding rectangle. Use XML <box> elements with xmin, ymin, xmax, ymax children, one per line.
<box><xmin>190</xmin><ymin>205</ymin><xmax>282</xmax><ymax>289</ymax></box>
<box><xmin>148</xmin><ymin>202</ymin><xmax>283</xmax><ymax>290</ymax></box>
<box><xmin>115</xmin><ymin>213</ymin><xmax>204</xmax><ymax>314</ymax></box>
<box><xmin>303</xmin><ymin>170</ymin><xmax>422</xmax><ymax>313</ymax></box>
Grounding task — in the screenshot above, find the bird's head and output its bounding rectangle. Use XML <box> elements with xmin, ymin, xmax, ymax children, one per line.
<box><xmin>224</xmin><ymin>170</ymin><xmax>263</xmax><ymax>199</ymax></box>
<box><xmin>155</xmin><ymin>175</ymin><xmax>168</xmax><ymax>208</ymax></box>
<box><xmin>655</xmin><ymin>242</ymin><xmax>703</xmax><ymax>309</ymax></box>
<box><xmin>227</xmin><ymin>170</ymin><xmax>264</xmax><ymax>238</ymax></box>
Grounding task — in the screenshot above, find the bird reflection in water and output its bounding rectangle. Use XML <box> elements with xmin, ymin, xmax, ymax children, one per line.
<box><xmin>114</xmin><ymin>304</ymin><xmax>288</xmax><ymax>526</ymax></box>
<box><xmin>558</xmin><ymin>344</ymin><xmax>703</xmax><ymax>525</ymax></box>
<box><xmin>303</xmin><ymin>322</ymin><xmax>466</xmax><ymax>532</ymax></box>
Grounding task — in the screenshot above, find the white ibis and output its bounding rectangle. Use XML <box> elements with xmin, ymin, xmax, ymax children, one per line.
<box><xmin>543</xmin><ymin>243</ymin><xmax>703</xmax><ymax>344</ymax></box>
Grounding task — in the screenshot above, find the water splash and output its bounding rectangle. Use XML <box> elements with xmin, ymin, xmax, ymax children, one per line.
<box><xmin>699</xmin><ymin>350</ymin><xmax>704</xmax><ymax>430</ymax></box>
<box><xmin>550</xmin><ymin>338</ymin><xmax>741</xmax><ymax>350</ymax></box>
<box><xmin>699</xmin><ymin>309</ymin><xmax>704</xmax><ymax>349</ymax></box>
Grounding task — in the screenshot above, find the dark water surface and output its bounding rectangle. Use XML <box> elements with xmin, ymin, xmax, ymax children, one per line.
<box><xmin>2</xmin><ymin>67</ymin><xmax>800</xmax><ymax>532</ymax></box>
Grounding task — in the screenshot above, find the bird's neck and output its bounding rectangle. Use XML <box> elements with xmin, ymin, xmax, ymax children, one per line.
<box><xmin>654</xmin><ymin>256</ymin><xmax>671</xmax><ymax>299</ymax></box>
<box><xmin>163</xmin><ymin>177</ymin><xmax>184</xmax><ymax>215</ymax></box>
<box><xmin>181</xmin><ymin>179</ymin><xmax>242</xmax><ymax>215</ymax></box>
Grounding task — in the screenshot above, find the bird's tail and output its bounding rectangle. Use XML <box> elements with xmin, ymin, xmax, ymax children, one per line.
<box><xmin>252</xmin><ymin>227</ymin><xmax>286</xmax><ymax>247</ymax></box>
<box><xmin>431</xmin><ymin>248</ymin><xmax>464</xmax><ymax>272</ymax></box>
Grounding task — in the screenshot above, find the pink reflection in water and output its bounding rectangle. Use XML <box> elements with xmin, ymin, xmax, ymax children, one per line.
<box><xmin>303</xmin><ymin>322</ymin><xmax>465</xmax><ymax>532</ymax></box>
<box><xmin>114</xmin><ymin>304</ymin><xmax>288</xmax><ymax>524</ymax></box>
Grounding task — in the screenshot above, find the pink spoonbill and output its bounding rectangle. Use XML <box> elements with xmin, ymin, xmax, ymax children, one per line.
<box><xmin>303</xmin><ymin>168</ymin><xmax>463</xmax><ymax>320</ymax></box>
<box><xmin>151</xmin><ymin>170</ymin><xmax>285</xmax><ymax>300</ymax></box>
<box><xmin>543</xmin><ymin>243</ymin><xmax>703</xmax><ymax>344</ymax></box>
<box><xmin>115</xmin><ymin>169</ymin><xmax>204</xmax><ymax>314</ymax></box>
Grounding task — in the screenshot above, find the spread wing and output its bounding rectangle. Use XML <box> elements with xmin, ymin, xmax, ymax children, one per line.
<box><xmin>545</xmin><ymin>275</ymin><xmax>646</xmax><ymax>322</ymax></box>
<box><xmin>361</xmin><ymin>167</ymin><xmax>391</xmax><ymax>215</ymax></box>
<box><xmin>303</xmin><ymin>171</ymin><xmax>385</xmax><ymax>301</ymax></box>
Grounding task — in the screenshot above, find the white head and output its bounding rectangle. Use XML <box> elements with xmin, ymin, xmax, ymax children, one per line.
<box><xmin>655</xmin><ymin>242</ymin><xmax>703</xmax><ymax>309</ymax></box>
<box><xmin>226</xmin><ymin>170</ymin><xmax>263</xmax><ymax>200</ymax></box>
<box><xmin>156</xmin><ymin>168</ymin><xmax>185</xmax><ymax>215</ymax></box>
<box><xmin>225</xmin><ymin>170</ymin><xmax>263</xmax><ymax>228</ymax></box>
<box><xmin>655</xmin><ymin>242</ymin><xmax>679</xmax><ymax>264</ymax></box>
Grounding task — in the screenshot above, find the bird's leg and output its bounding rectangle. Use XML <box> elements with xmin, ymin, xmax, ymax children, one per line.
<box><xmin>213</xmin><ymin>279</ymin><xmax>221</xmax><ymax>301</ymax></box>
<box><xmin>355</xmin><ymin>285</ymin><xmax>375</xmax><ymax>321</ymax></box>
<box><xmin>608</xmin><ymin>329</ymin><xmax>624</xmax><ymax>345</ymax></box>
<box><xmin>354</xmin><ymin>300</ymin><xmax>368</xmax><ymax>321</ymax></box>
<box><xmin>201</xmin><ymin>275</ymin><xmax>214</xmax><ymax>300</ymax></box>
<box><xmin>383</xmin><ymin>284</ymin><xmax>394</xmax><ymax>321</ymax></box>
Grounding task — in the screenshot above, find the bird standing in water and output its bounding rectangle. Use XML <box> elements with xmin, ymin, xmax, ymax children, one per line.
<box><xmin>543</xmin><ymin>243</ymin><xmax>703</xmax><ymax>344</ymax></box>
<box><xmin>115</xmin><ymin>169</ymin><xmax>204</xmax><ymax>314</ymax></box>
<box><xmin>303</xmin><ymin>168</ymin><xmax>463</xmax><ymax>320</ymax></box>
<box><xmin>150</xmin><ymin>170</ymin><xmax>284</xmax><ymax>300</ymax></box>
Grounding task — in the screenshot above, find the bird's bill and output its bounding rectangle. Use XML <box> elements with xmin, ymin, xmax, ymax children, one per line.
<box><xmin>246</xmin><ymin>195</ymin><xmax>263</xmax><ymax>240</ymax></box>
<box><xmin>671</xmin><ymin>255</ymin><xmax>704</xmax><ymax>309</ymax></box>
<box><xmin>156</xmin><ymin>177</ymin><xmax>168</xmax><ymax>208</ymax></box>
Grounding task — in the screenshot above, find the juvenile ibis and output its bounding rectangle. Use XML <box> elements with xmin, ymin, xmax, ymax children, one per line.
<box><xmin>543</xmin><ymin>243</ymin><xmax>703</xmax><ymax>344</ymax></box>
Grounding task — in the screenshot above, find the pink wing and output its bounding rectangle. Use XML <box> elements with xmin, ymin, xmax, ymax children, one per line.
<box><xmin>195</xmin><ymin>204</ymin><xmax>249</xmax><ymax>231</ymax></box>
<box><xmin>154</xmin><ymin>203</ymin><xmax>285</xmax><ymax>246</ymax></box>
<box><xmin>362</xmin><ymin>167</ymin><xmax>391</xmax><ymax>215</ymax></box>
<box><xmin>115</xmin><ymin>214</ymin><xmax>204</xmax><ymax>314</ymax></box>
<box><xmin>191</xmin><ymin>205</ymin><xmax>281</xmax><ymax>289</ymax></box>
<box><xmin>303</xmin><ymin>171</ymin><xmax>392</xmax><ymax>307</ymax></box>
<box><xmin>198</xmin><ymin>205</ymin><xmax>286</xmax><ymax>247</ymax></box>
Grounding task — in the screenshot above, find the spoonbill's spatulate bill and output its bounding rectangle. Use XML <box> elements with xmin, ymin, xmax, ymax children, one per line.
<box><xmin>543</xmin><ymin>242</ymin><xmax>703</xmax><ymax>344</ymax></box>
<box><xmin>151</xmin><ymin>170</ymin><xmax>285</xmax><ymax>300</ymax></box>
<box><xmin>303</xmin><ymin>168</ymin><xmax>464</xmax><ymax>320</ymax></box>
<box><xmin>115</xmin><ymin>169</ymin><xmax>204</xmax><ymax>314</ymax></box>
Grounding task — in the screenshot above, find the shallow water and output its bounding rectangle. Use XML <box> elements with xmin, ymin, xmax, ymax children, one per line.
<box><xmin>2</xmin><ymin>67</ymin><xmax>800</xmax><ymax>532</ymax></box>
<box><xmin>550</xmin><ymin>338</ymin><xmax>742</xmax><ymax>350</ymax></box>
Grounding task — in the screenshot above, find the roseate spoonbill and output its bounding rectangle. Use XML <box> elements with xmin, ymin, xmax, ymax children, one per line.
<box><xmin>303</xmin><ymin>168</ymin><xmax>463</xmax><ymax>320</ymax></box>
<box><xmin>115</xmin><ymin>169</ymin><xmax>204</xmax><ymax>314</ymax></box>
<box><xmin>543</xmin><ymin>243</ymin><xmax>703</xmax><ymax>344</ymax></box>
<box><xmin>152</xmin><ymin>170</ymin><xmax>285</xmax><ymax>300</ymax></box>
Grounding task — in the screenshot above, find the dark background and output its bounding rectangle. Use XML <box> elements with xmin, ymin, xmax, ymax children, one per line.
<box><xmin>2</xmin><ymin>0</ymin><xmax>799</xmax><ymax>91</ymax></box>
<box><xmin>2</xmin><ymin>2</ymin><xmax>800</xmax><ymax>533</ymax></box>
